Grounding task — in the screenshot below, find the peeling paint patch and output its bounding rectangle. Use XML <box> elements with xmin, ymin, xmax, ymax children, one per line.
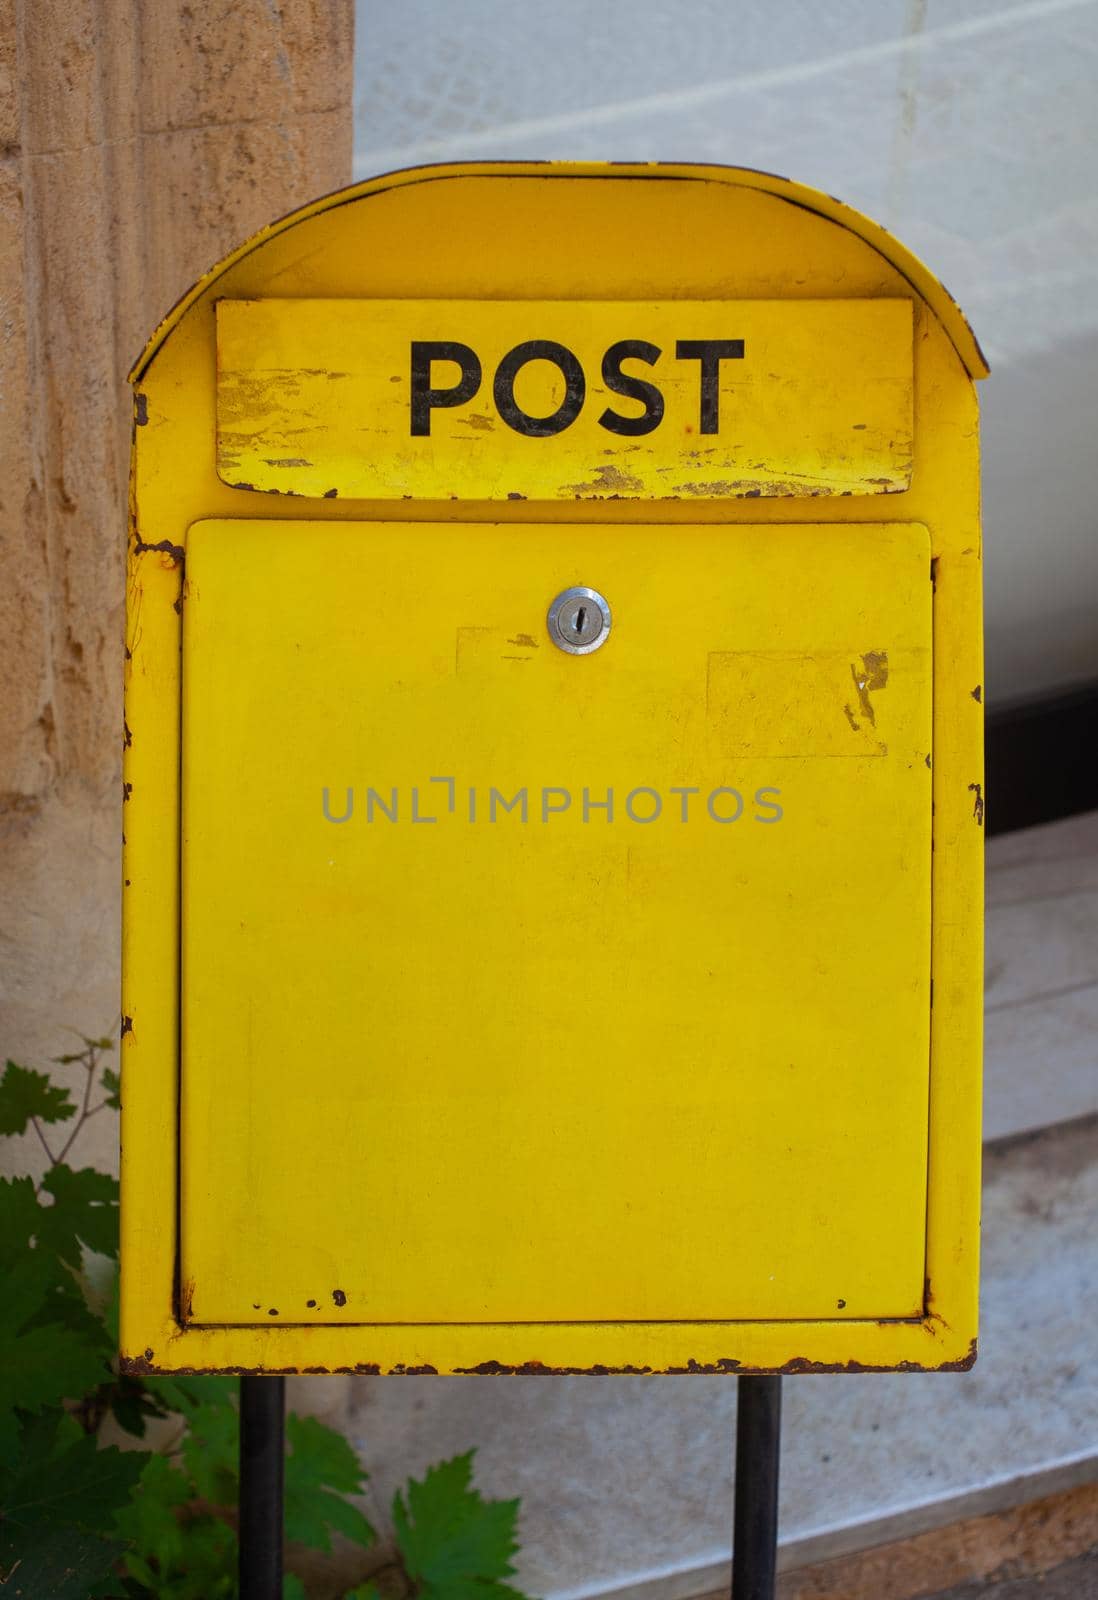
<box><xmin>969</xmin><ymin>782</ymin><xmax>985</xmax><ymax>826</ymax></box>
<box><xmin>563</xmin><ymin>463</ymin><xmax>644</xmax><ymax>496</ymax></box>
<box><xmin>848</xmin><ymin>650</ymin><xmax>889</xmax><ymax>728</ymax></box>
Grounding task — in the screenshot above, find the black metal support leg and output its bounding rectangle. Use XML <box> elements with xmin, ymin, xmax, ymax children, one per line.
<box><xmin>731</xmin><ymin>1375</ymin><xmax>782</xmax><ymax>1600</ymax></box>
<box><xmin>239</xmin><ymin>1375</ymin><xmax>285</xmax><ymax>1600</ymax></box>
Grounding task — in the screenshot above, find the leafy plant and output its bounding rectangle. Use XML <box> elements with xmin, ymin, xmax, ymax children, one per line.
<box><xmin>0</xmin><ymin>1041</ymin><xmax>533</xmax><ymax>1598</ymax></box>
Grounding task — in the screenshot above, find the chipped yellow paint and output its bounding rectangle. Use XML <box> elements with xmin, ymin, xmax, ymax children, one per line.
<box><xmin>215</xmin><ymin>297</ymin><xmax>913</xmax><ymax>501</ymax></box>
<box><xmin>122</xmin><ymin>162</ymin><xmax>985</xmax><ymax>1376</ymax></box>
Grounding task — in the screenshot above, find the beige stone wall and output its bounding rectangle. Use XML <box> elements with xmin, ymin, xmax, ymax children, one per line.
<box><xmin>0</xmin><ymin>0</ymin><xmax>353</xmax><ymax>1171</ymax></box>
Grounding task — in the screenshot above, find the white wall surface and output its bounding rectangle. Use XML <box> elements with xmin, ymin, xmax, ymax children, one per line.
<box><xmin>353</xmin><ymin>0</ymin><xmax>1098</xmax><ymax>706</ymax></box>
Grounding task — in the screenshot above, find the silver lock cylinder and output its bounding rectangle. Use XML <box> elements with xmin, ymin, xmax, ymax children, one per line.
<box><xmin>547</xmin><ymin>586</ymin><xmax>611</xmax><ymax>655</ymax></box>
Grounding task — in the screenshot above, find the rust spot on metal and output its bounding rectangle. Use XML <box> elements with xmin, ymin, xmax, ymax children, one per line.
<box><xmin>778</xmin><ymin>1340</ymin><xmax>976</xmax><ymax>1374</ymax></box>
<box><xmin>665</xmin><ymin>1358</ymin><xmax>742</xmax><ymax>1374</ymax></box>
<box><xmin>179</xmin><ymin>1278</ymin><xmax>195</xmax><ymax>1323</ymax></box>
<box><xmin>972</xmin><ymin>684</ymin><xmax>982</xmax><ymax>702</ymax></box>
<box><xmin>134</xmin><ymin>393</ymin><xmax>149</xmax><ymax>426</ymax></box>
<box><xmin>230</xmin><ymin>481</ymin><xmax>257</xmax><ymax>492</ymax></box>
<box><xmin>930</xmin><ymin>557</ymin><xmax>939</xmax><ymax>590</ymax></box>
<box><xmin>389</xmin><ymin>1364</ymin><xmax>440</xmax><ymax>1375</ymax></box>
<box><xmin>120</xmin><ymin>1015</ymin><xmax>133</xmax><ymax>1037</ymax></box>
<box><xmin>134</xmin><ymin>536</ymin><xmax>185</xmax><ymax>567</ymax></box>
<box><xmin>925</xmin><ymin>753</ymin><xmax>932</xmax><ymax>768</ymax></box>
<box><xmin>507</xmin><ymin>491</ymin><xmax>526</xmax><ymax>500</ymax></box>
<box><xmin>837</xmin><ymin>1299</ymin><xmax>847</xmax><ymax>1308</ymax></box>
<box><xmin>122</xmin><ymin>1355</ymin><xmax>356</xmax><ymax>1376</ymax></box>
<box><xmin>323</xmin><ymin>487</ymin><xmax>338</xmax><ymax>498</ymax></box>
<box><xmin>332</xmin><ymin>1288</ymin><xmax>347</xmax><ymax>1307</ymax></box>
<box><xmin>122</xmin><ymin>782</ymin><xmax>132</xmax><ymax>803</ymax></box>
<box><xmin>267</xmin><ymin>1308</ymin><xmax>279</xmax><ymax>1316</ymax></box>
<box><xmin>123</xmin><ymin>720</ymin><xmax>132</xmax><ymax>749</ymax></box>
<box><xmin>306</xmin><ymin>1299</ymin><xmax>317</xmax><ymax>1308</ymax></box>
<box><xmin>969</xmin><ymin>782</ymin><xmax>985</xmax><ymax>826</ymax></box>
<box><xmin>454</xmin><ymin>1359</ymin><xmax>654</xmax><ymax>1376</ymax></box>
<box><xmin>264</xmin><ymin>457</ymin><xmax>312</xmax><ymax>468</ymax></box>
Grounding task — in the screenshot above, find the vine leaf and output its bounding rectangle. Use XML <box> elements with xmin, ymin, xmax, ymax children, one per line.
<box><xmin>0</xmin><ymin>1060</ymin><xmax>76</xmax><ymax>1135</ymax></box>
<box><xmin>36</xmin><ymin>1166</ymin><xmax>120</xmax><ymax>1266</ymax></box>
<box><xmin>0</xmin><ymin>1255</ymin><xmax>108</xmax><ymax>1459</ymax></box>
<box><xmin>285</xmin><ymin>1412</ymin><xmax>376</xmax><ymax>1552</ymax></box>
<box><xmin>392</xmin><ymin>1451</ymin><xmax>531</xmax><ymax>1599</ymax></box>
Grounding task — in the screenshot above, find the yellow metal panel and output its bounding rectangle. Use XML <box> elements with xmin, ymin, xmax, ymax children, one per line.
<box><xmin>122</xmin><ymin>162</ymin><xmax>984</xmax><ymax>1375</ymax></box>
<box><xmin>132</xmin><ymin>164</ymin><xmax>987</xmax><ymax>382</ymax></box>
<box><xmin>180</xmin><ymin>518</ymin><xmax>930</xmax><ymax>1328</ymax></box>
<box><xmin>215</xmin><ymin>298</ymin><xmax>912</xmax><ymax>501</ymax></box>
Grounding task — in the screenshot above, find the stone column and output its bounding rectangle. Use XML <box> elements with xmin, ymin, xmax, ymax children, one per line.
<box><xmin>0</xmin><ymin>0</ymin><xmax>354</xmax><ymax>1170</ymax></box>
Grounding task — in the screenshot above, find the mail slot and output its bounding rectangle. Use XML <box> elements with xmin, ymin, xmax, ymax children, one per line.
<box><xmin>121</xmin><ymin>162</ymin><xmax>986</xmax><ymax>1376</ymax></box>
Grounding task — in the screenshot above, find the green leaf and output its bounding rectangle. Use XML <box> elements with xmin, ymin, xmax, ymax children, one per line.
<box><xmin>37</xmin><ymin>1165</ymin><xmax>120</xmax><ymax>1266</ymax></box>
<box><xmin>283</xmin><ymin>1577</ymin><xmax>308</xmax><ymax>1600</ymax></box>
<box><xmin>284</xmin><ymin>1412</ymin><xmax>375</xmax><ymax>1553</ymax></box>
<box><xmin>0</xmin><ymin>1409</ymin><xmax>147</xmax><ymax>1539</ymax></box>
<box><xmin>107</xmin><ymin>1373</ymin><xmax>174</xmax><ymax>1439</ymax></box>
<box><xmin>112</xmin><ymin>1453</ymin><xmax>191</xmax><ymax>1576</ymax></box>
<box><xmin>392</xmin><ymin>1452</ymin><xmax>530</xmax><ymax>1600</ymax></box>
<box><xmin>146</xmin><ymin>1373</ymin><xmax>237</xmax><ymax>1420</ymax></box>
<box><xmin>0</xmin><ymin>1257</ymin><xmax>109</xmax><ymax>1459</ymax></box>
<box><xmin>0</xmin><ymin>1174</ymin><xmax>45</xmax><ymax>1265</ymax></box>
<box><xmin>122</xmin><ymin>1510</ymin><xmax>237</xmax><ymax>1599</ymax></box>
<box><xmin>0</xmin><ymin>1520</ymin><xmax>127</xmax><ymax>1599</ymax></box>
<box><xmin>0</xmin><ymin>1059</ymin><xmax>76</xmax><ymax>1134</ymax></box>
<box><xmin>343</xmin><ymin>1586</ymin><xmax>383</xmax><ymax>1600</ymax></box>
<box><xmin>102</xmin><ymin>1066</ymin><xmax>122</xmax><ymax>1110</ymax></box>
<box><xmin>179</xmin><ymin>1399</ymin><xmax>240</xmax><ymax>1506</ymax></box>
<box><xmin>286</xmin><ymin>1412</ymin><xmax>366</xmax><ymax>1496</ymax></box>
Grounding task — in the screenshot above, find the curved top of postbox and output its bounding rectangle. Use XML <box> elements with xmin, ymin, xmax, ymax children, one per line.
<box><xmin>130</xmin><ymin>161</ymin><xmax>989</xmax><ymax>382</ymax></box>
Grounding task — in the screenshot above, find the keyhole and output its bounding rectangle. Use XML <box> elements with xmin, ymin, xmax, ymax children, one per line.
<box><xmin>547</xmin><ymin>586</ymin><xmax>610</xmax><ymax>654</ymax></box>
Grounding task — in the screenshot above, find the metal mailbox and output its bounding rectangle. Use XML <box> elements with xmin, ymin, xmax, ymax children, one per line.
<box><xmin>121</xmin><ymin>162</ymin><xmax>986</xmax><ymax>1376</ymax></box>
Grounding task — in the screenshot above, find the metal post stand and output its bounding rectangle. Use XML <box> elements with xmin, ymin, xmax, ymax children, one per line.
<box><xmin>731</xmin><ymin>1375</ymin><xmax>783</xmax><ymax>1600</ymax></box>
<box><xmin>239</xmin><ymin>1376</ymin><xmax>285</xmax><ymax>1600</ymax></box>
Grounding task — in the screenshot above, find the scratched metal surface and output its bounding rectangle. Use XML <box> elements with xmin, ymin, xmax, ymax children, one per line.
<box><xmin>353</xmin><ymin>0</ymin><xmax>1098</xmax><ymax>703</ymax></box>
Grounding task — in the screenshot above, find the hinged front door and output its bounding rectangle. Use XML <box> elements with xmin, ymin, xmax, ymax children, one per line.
<box><xmin>180</xmin><ymin>519</ymin><xmax>932</xmax><ymax>1328</ymax></box>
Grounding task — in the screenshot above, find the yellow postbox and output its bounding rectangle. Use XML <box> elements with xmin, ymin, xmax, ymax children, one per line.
<box><xmin>121</xmin><ymin>163</ymin><xmax>986</xmax><ymax>1376</ymax></box>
